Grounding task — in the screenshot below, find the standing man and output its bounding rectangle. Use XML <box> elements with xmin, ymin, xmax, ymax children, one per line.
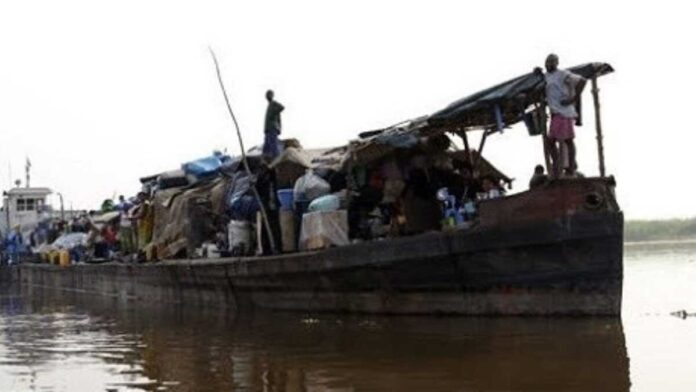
<box><xmin>5</xmin><ymin>225</ymin><xmax>24</xmax><ymax>265</ymax></box>
<box><xmin>132</xmin><ymin>192</ymin><xmax>154</xmax><ymax>257</ymax></box>
<box><xmin>263</xmin><ymin>89</ymin><xmax>284</xmax><ymax>160</ymax></box>
<box><xmin>116</xmin><ymin>195</ymin><xmax>135</xmax><ymax>259</ymax></box>
<box><xmin>115</xmin><ymin>195</ymin><xmax>132</xmax><ymax>213</ymax></box>
<box><xmin>544</xmin><ymin>53</ymin><xmax>586</xmax><ymax>177</ymax></box>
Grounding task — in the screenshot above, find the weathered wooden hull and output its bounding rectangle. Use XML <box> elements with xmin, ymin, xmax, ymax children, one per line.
<box><xmin>7</xmin><ymin>178</ymin><xmax>624</xmax><ymax>316</ymax></box>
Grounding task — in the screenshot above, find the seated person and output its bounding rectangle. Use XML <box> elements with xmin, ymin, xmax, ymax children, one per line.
<box><xmin>102</xmin><ymin>224</ymin><xmax>118</xmax><ymax>254</ymax></box>
<box><xmin>479</xmin><ymin>175</ymin><xmax>502</xmax><ymax>200</ymax></box>
<box><xmin>529</xmin><ymin>164</ymin><xmax>548</xmax><ymax>189</ymax></box>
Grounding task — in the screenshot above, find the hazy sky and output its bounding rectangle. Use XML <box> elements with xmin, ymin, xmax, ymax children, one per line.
<box><xmin>0</xmin><ymin>1</ymin><xmax>693</xmax><ymax>219</ymax></box>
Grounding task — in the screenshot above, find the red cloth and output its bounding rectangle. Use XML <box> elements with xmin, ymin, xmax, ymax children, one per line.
<box><xmin>549</xmin><ymin>114</ymin><xmax>575</xmax><ymax>140</ymax></box>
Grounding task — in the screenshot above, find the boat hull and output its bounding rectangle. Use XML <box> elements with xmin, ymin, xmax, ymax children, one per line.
<box><xmin>7</xmin><ymin>209</ymin><xmax>623</xmax><ymax>316</ymax></box>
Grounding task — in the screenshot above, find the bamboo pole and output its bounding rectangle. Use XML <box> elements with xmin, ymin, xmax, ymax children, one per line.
<box><xmin>474</xmin><ymin>129</ymin><xmax>489</xmax><ymax>170</ymax></box>
<box><xmin>591</xmin><ymin>77</ymin><xmax>606</xmax><ymax>177</ymax></box>
<box><xmin>536</xmin><ymin>103</ymin><xmax>553</xmax><ymax>176</ymax></box>
<box><xmin>209</xmin><ymin>48</ymin><xmax>277</xmax><ymax>254</ymax></box>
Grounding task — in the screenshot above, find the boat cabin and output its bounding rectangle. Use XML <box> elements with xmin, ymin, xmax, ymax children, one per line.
<box><xmin>1</xmin><ymin>187</ymin><xmax>52</xmax><ymax>234</ymax></box>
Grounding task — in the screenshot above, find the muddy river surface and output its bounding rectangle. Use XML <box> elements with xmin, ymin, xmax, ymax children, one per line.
<box><xmin>1</xmin><ymin>241</ymin><xmax>695</xmax><ymax>391</ymax></box>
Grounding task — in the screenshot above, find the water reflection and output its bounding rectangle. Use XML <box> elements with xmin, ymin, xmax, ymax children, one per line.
<box><xmin>1</xmin><ymin>290</ymin><xmax>629</xmax><ymax>392</ymax></box>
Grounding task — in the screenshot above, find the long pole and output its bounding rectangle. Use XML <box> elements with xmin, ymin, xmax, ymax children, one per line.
<box><xmin>4</xmin><ymin>195</ymin><xmax>10</xmax><ymax>232</ymax></box>
<box><xmin>535</xmin><ymin>103</ymin><xmax>552</xmax><ymax>176</ymax></box>
<box><xmin>591</xmin><ymin>77</ymin><xmax>606</xmax><ymax>177</ymax></box>
<box><xmin>474</xmin><ymin>129</ymin><xmax>489</xmax><ymax>171</ymax></box>
<box><xmin>3</xmin><ymin>162</ymin><xmax>10</xmax><ymax>231</ymax></box>
<box><xmin>209</xmin><ymin>48</ymin><xmax>277</xmax><ymax>254</ymax></box>
<box><xmin>25</xmin><ymin>157</ymin><xmax>30</xmax><ymax>188</ymax></box>
<box><xmin>57</xmin><ymin>192</ymin><xmax>65</xmax><ymax>221</ymax></box>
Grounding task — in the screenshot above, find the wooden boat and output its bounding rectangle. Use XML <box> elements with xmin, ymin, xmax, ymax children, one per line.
<box><xmin>6</xmin><ymin>62</ymin><xmax>622</xmax><ymax>316</ymax></box>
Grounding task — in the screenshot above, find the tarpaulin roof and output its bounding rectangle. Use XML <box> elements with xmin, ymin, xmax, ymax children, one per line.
<box><xmin>344</xmin><ymin>62</ymin><xmax>614</xmax><ymax>164</ymax></box>
<box><xmin>429</xmin><ymin>62</ymin><xmax>614</xmax><ymax>130</ymax></box>
<box><xmin>269</xmin><ymin>146</ymin><xmax>348</xmax><ymax>171</ymax></box>
<box><xmin>350</xmin><ymin>116</ymin><xmax>429</xmax><ymax>165</ymax></box>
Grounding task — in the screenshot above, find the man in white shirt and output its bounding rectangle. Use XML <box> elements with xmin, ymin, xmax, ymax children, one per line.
<box><xmin>544</xmin><ymin>54</ymin><xmax>586</xmax><ymax>177</ymax></box>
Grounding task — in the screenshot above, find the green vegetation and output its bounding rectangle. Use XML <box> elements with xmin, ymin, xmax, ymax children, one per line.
<box><xmin>625</xmin><ymin>217</ymin><xmax>696</xmax><ymax>242</ymax></box>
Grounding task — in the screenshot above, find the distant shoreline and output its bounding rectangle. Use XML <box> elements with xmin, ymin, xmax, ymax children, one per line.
<box><xmin>625</xmin><ymin>217</ymin><xmax>696</xmax><ymax>242</ymax></box>
<box><xmin>624</xmin><ymin>238</ymin><xmax>696</xmax><ymax>246</ymax></box>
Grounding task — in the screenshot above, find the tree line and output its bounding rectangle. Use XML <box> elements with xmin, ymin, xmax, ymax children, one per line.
<box><xmin>625</xmin><ymin>217</ymin><xmax>696</xmax><ymax>242</ymax></box>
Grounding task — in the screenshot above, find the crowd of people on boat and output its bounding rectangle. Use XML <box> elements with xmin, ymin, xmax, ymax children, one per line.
<box><xmin>0</xmin><ymin>192</ymin><xmax>156</xmax><ymax>264</ymax></box>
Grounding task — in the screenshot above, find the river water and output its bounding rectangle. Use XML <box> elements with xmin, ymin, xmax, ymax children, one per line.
<box><xmin>1</xmin><ymin>241</ymin><xmax>695</xmax><ymax>391</ymax></box>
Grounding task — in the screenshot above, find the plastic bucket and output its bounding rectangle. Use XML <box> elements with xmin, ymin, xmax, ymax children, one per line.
<box><xmin>277</xmin><ymin>189</ymin><xmax>294</xmax><ymax>211</ymax></box>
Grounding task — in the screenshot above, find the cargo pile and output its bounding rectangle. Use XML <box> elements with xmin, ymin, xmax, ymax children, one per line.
<box><xmin>10</xmin><ymin>61</ymin><xmax>615</xmax><ymax>265</ymax></box>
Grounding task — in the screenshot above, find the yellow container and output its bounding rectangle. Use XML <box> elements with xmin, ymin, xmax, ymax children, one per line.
<box><xmin>59</xmin><ymin>250</ymin><xmax>70</xmax><ymax>267</ymax></box>
<box><xmin>49</xmin><ymin>251</ymin><xmax>59</xmax><ymax>265</ymax></box>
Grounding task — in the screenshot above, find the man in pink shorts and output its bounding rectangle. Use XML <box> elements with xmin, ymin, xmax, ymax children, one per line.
<box><xmin>544</xmin><ymin>53</ymin><xmax>586</xmax><ymax>177</ymax></box>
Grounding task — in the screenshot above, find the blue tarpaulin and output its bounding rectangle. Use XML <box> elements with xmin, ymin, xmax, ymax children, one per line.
<box><xmin>181</xmin><ymin>152</ymin><xmax>232</xmax><ymax>179</ymax></box>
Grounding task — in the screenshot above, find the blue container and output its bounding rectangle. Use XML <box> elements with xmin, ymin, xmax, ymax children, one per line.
<box><xmin>277</xmin><ymin>189</ymin><xmax>294</xmax><ymax>211</ymax></box>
